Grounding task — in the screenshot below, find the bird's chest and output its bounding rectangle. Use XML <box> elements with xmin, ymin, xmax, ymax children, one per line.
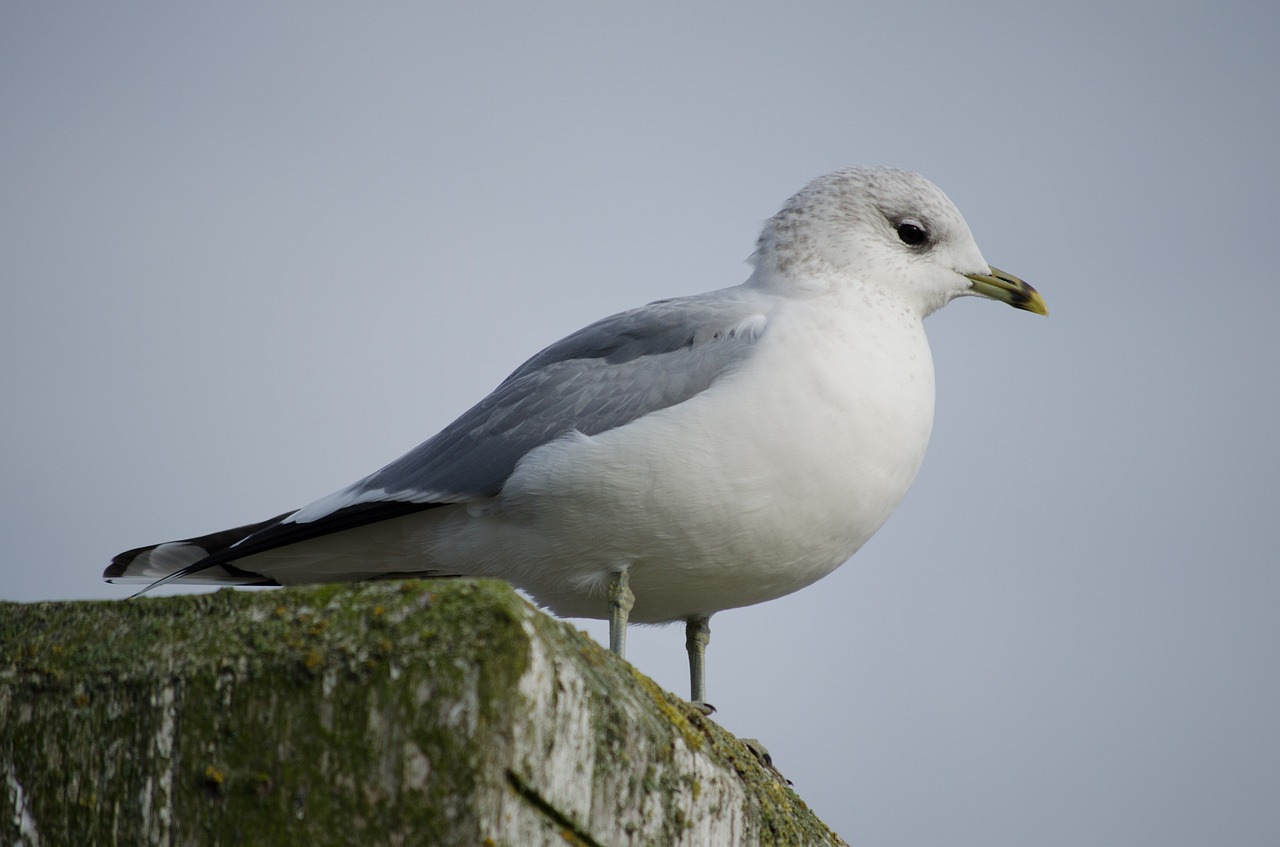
<box><xmin>702</xmin><ymin>313</ymin><xmax>935</xmax><ymax>545</ymax></box>
<box><xmin>557</xmin><ymin>311</ymin><xmax>934</xmax><ymax>557</ymax></box>
<box><xmin>489</xmin><ymin>307</ymin><xmax>937</xmax><ymax>617</ymax></box>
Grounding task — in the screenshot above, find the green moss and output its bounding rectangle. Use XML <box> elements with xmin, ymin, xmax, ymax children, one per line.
<box><xmin>0</xmin><ymin>580</ymin><xmax>535</xmax><ymax>845</ymax></box>
<box><xmin>1</xmin><ymin>580</ymin><xmax>843</xmax><ymax>847</ymax></box>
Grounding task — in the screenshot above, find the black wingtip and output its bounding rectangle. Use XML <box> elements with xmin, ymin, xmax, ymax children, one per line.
<box><xmin>106</xmin><ymin>501</ymin><xmax>444</xmax><ymax>595</ymax></box>
<box><xmin>103</xmin><ymin>545</ymin><xmax>149</xmax><ymax>580</ymax></box>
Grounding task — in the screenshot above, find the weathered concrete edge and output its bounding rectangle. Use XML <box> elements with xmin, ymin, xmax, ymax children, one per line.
<box><xmin>1</xmin><ymin>580</ymin><xmax>847</xmax><ymax>846</ymax></box>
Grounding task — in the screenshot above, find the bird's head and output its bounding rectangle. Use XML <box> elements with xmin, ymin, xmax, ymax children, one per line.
<box><xmin>749</xmin><ymin>166</ymin><xmax>1047</xmax><ymax>318</ymax></box>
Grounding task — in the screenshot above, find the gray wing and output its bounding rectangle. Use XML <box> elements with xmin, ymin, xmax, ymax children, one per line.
<box><xmin>345</xmin><ymin>288</ymin><xmax>770</xmax><ymax>503</ymax></box>
<box><xmin>116</xmin><ymin>287</ymin><xmax>772</xmax><ymax>587</ymax></box>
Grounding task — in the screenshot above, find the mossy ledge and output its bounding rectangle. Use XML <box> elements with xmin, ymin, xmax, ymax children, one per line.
<box><xmin>1</xmin><ymin>580</ymin><xmax>845</xmax><ymax>846</ymax></box>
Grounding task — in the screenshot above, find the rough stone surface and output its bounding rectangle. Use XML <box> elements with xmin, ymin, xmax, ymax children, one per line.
<box><xmin>1</xmin><ymin>580</ymin><xmax>846</xmax><ymax>846</ymax></box>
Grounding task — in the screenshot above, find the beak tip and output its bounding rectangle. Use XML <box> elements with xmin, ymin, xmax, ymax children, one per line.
<box><xmin>966</xmin><ymin>266</ymin><xmax>1048</xmax><ymax>317</ymax></box>
<box><xmin>1020</xmin><ymin>289</ymin><xmax>1050</xmax><ymax>317</ymax></box>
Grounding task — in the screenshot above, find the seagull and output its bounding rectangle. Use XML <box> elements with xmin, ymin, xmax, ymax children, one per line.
<box><xmin>106</xmin><ymin>166</ymin><xmax>1046</xmax><ymax>708</ymax></box>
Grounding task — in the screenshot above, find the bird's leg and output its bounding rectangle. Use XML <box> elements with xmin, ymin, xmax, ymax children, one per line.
<box><xmin>686</xmin><ymin>615</ymin><xmax>712</xmax><ymax>710</ymax></box>
<box><xmin>608</xmin><ymin>569</ymin><xmax>634</xmax><ymax>658</ymax></box>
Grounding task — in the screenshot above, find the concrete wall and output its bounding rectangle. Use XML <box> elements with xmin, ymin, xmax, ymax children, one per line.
<box><xmin>1</xmin><ymin>580</ymin><xmax>845</xmax><ymax>846</ymax></box>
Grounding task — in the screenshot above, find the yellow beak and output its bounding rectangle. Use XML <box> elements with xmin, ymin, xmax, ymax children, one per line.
<box><xmin>965</xmin><ymin>266</ymin><xmax>1048</xmax><ymax>316</ymax></box>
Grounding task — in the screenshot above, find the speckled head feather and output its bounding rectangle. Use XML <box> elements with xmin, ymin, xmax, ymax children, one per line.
<box><xmin>749</xmin><ymin>167</ymin><xmax>991</xmax><ymax>314</ymax></box>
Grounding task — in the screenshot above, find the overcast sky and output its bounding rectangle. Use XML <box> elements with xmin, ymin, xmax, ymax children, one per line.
<box><xmin>3</xmin><ymin>2</ymin><xmax>1278</xmax><ymax>845</ymax></box>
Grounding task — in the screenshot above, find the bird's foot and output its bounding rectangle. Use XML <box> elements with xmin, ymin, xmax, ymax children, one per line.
<box><xmin>741</xmin><ymin>738</ymin><xmax>792</xmax><ymax>785</ymax></box>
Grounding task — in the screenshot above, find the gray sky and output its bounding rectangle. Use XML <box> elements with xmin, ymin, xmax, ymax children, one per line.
<box><xmin>3</xmin><ymin>2</ymin><xmax>1278</xmax><ymax>844</ymax></box>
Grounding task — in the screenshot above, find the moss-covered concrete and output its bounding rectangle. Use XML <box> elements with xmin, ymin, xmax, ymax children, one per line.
<box><xmin>1</xmin><ymin>581</ymin><xmax>846</xmax><ymax>846</ymax></box>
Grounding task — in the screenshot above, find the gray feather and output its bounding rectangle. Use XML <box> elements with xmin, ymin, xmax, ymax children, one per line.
<box><xmin>350</xmin><ymin>289</ymin><xmax>768</xmax><ymax>501</ymax></box>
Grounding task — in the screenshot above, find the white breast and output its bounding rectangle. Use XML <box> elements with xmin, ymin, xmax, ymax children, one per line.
<box><xmin>432</xmin><ymin>293</ymin><xmax>937</xmax><ymax>623</ymax></box>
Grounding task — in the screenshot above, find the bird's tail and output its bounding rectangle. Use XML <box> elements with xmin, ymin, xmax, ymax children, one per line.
<box><xmin>104</xmin><ymin>511</ymin><xmax>294</xmax><ymax>589</ymax></box>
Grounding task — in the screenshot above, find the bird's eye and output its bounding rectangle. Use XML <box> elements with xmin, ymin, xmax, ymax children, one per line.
<box><xmin>896</xmin><ymin>220</ymin><xmax>929</xmax><ymax>247</ymax></box>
